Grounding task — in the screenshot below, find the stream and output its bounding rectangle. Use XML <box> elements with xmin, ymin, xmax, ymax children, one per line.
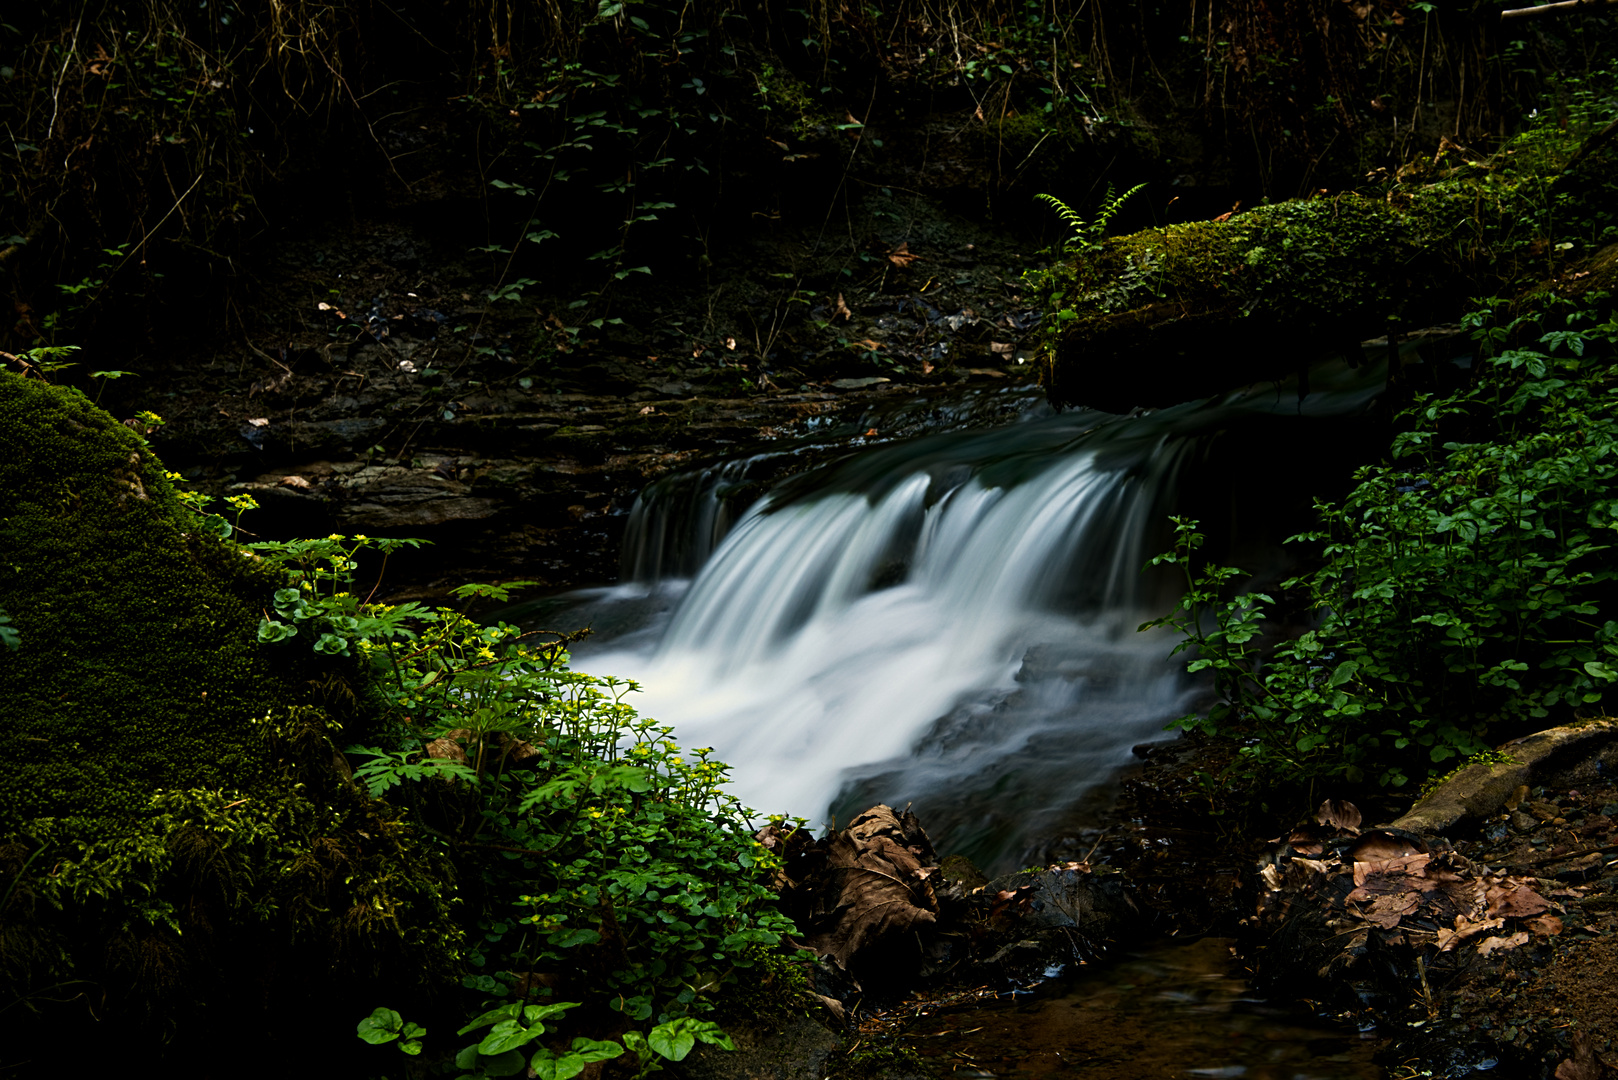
<box><xmin>521</xmin><ymin>357</ymin><xmax>1389</xmax><ymax>870</ymax></box>
<box><xmin>510</xmin><ymin>359</ymin><xmax>1405</xmax><ymax>1077</ymax></box>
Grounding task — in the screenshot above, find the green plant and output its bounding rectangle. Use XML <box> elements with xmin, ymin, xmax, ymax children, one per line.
<box><xmin>247</xmin><ymin>535</ymin><xmax>795</xmax><ymax>1028</ymax></box>
<box><xmin>1147</xmin><ymin>290</ymin><xmax>1618</xmax><ymax>791</ymax></box>
<box><xmin>2</xmin><ymin>345</ymin><xmax>81</xmax><ymax>380</ymax></box>
<box><xmin>363</xmin><ymin>1000</ymin><xmax>734</xmax><ymax>1078</ymax></box>
<box><xmin>1035</xmin><ymin>183</ymin><xmax>1145</xmax><ymax>252</ymax></box>
<box><xmin>356</xmin><ymin>1007</ymin><xmax>428</xmax><ymax>1055</ymax></box>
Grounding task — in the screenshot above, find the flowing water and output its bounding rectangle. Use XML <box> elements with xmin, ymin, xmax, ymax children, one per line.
<box><xmin>527</xmin><ymin>359</ymin><xmax>1388</xmax><ymax>873</ymax></box>
<box><xmin>898</xmin><ymin>936</ymin><xmax>1383</xmax><ymax>1079</ymax></box>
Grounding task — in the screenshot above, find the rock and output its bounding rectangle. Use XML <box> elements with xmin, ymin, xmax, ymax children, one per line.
<box><xmin>1389</xmin><ymin>718</ymin><xmax>1618</xmax><ymax>834</ymax></box>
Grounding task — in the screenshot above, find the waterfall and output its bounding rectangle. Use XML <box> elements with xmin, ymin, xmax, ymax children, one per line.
<box><xmin>567</xmin><ymin>361</ymin><xmax>1387</xmax><ymax>869</ymax></box>
<box><xmin>619</xmin><ymin>455</ymin><xmax>775</xmax><ymax>583</ymax></box>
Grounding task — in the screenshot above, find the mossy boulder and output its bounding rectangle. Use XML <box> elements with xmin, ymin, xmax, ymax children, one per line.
<box><xmin>0</xmin><ymin>372</ymin><xmax>460</xmax><ymax>1067</ymax></box>
<box><xmin>1034</xmin><ymin>117</ymin><xmax>1618</xmax><ymax>410</ymax></box>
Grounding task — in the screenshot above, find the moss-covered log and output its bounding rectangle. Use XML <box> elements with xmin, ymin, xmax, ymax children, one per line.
<box><xmin>0</xmin><ymin>372</ymin><xmax>461</xmax><ymax>1069</ymax></box>
<box><xmin>1034</xmin><ymin>119</ymin><xmax>1618</xmax><ymax>410</ymax></box>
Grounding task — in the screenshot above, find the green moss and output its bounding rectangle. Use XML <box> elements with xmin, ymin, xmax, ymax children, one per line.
<box><xmin>1033</xmin><ymin>116</ymin><xmax>1618</xmax><ymax>407</ymax></box>
<box><xmin>0</xmin><ymin>374</ymin><xmax>462</xmax><ymax>1058</ymax></box>
<box><xmin>711</xmin><ymin>947</ymin><xmax>820</xmax><ymax>1031</ymax></box>
<box><xmin>843</xmin><ymin>1041</ymin><xmax>933</xmax><ymax>1080</ymax></box>
<box><xmin>0</xmin><ymin>373</ymin><xmax>295</xmax><ymax>828</ymax></box>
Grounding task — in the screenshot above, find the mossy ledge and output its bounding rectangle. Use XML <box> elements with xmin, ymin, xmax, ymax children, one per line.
<box><xmin>1034</xmin><ymin>118</ymin><xmax>1618</xmax><ymax>411</ymax></box>
<box><xmin>0</xmin><ymin>372</ymin><xmax>461</xmax><ymax>1071</ymax></box>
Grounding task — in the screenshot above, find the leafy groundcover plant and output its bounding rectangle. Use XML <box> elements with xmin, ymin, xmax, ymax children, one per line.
<box><xmin>248</xmin><ymin>535</ymin><xmax>797</xmax><ymax>1073</ymax></box>
<box><xmin>1147</xmin><ymin>288</ymin><xmax>1618</xmax><ymax>792</ymax></box>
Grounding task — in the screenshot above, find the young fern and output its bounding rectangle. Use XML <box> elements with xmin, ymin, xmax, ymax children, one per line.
<box><xmin>1036</xmin><ymin>183</ymin><xmax>1146</xmax><ymax>251</ymax></box>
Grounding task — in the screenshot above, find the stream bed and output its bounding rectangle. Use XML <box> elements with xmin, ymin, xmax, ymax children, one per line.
<box><xmin>890</xmin><ymin>936</ymin><xmax>1384</xmax><ymax>1080</ymax></box>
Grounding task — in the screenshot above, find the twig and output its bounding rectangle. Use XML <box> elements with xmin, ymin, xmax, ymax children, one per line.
<box><xmin>1502</xmin><ymin>0</ymin><xmax>1618</xmax><ymax>19</ymax></box>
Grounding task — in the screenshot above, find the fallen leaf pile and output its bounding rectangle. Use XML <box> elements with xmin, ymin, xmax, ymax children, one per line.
<box><xmin>1250</xmin><ymin>801</ymin><xmax>1579</xmax><ymax>983</ymax></box>
<box><xmin>758</xmin><ymin>804</ymin><xmax>940</xmax><ymax>981</ymax></box>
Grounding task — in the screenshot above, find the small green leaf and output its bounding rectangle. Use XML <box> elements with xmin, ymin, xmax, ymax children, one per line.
<box><xmin>357</xmin><ymin>1007</ymin><xmax>403</xmax><ymax>1045</ymax></box>
<box><xmin>648</xmin><ymin>1022</ymin><xmax>696</xmax><ymax>1062</ymax></box>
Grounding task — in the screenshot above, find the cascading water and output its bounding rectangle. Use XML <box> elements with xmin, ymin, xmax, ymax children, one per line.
<box><xmin>546</xmin><ymin>361</ymin><xmax>1388</xmax><ymax>871</ymax></box>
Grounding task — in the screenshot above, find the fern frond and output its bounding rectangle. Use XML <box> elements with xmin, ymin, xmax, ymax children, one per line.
<box><xmin>1036</xmin><ymin>184</ymin><xmax>1145</xmax><ymax>252</ymax></box>
<box><xmin>1094</xmin><ymin>183</ymin><xmax>1147</xmax><ymax>234</ymax></box>
<box><xmin>1035</xmin><ymin>193</ymin><xmax>1091</xmax><ymax>250</ymax></box>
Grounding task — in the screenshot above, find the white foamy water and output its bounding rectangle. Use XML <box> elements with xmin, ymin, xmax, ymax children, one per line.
<box><xmin>546</xmin><ymin>362</ymin><xmax>1389</xmax><ymax>867</ymax></box>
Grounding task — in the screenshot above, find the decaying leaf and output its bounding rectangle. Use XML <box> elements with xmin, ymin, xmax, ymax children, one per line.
<box><xmin>1436</xmin><ymin>915</ymin><xmax>1504</xmax><ymax>952</ymax></box>
<box><xmin>1475</xmin><ymin>930</ymin><xmax>1530</xmax><ymax>957</ymax></box>
<box><xmin>834</xmin><ymin>293</ymin><xmax>853</xmax><ymax>321</ymax></box>
<box><xmin>794</xmin><ymin>805</ymin><xmax>940</xmax><ymax>974</ymax></box>
<box><xmin>1526</xmin><ymin>914</ymin><xmax>1564</xmax><ymax>938</ymax></box>
<box><xmin>1555</xmin><ymin>1031</ymin><xmax>1602</xmax><ymax>1080</ymax></box>
<box><xmin>1350</xmin><ymin>852</ymin><xmax>1431</xmax><ymax>889</ymax></box>
<box><xmin>1485</xmin><ymin>880</ymin><xmax>1551</xmax><ymax>919</ymax></box>
<box><xmin>1316</xmin><ymin>799</ymin><xmax>1363</xmax><ymax>833</ymax></box>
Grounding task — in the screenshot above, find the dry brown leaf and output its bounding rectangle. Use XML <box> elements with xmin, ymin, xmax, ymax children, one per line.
<box><xmin>638</xmin><ymin>405</ymin><xmax>656</xmax><ymax>416</ymax></box>
<box><xmin>834</xmin><ymin>293</ymin><xmax>853</xmax><ymax>321</ymax></box>
<box><xmin>1348</xmin><ymin>830</ymin><xmax>1427</xmax><ymax>863</ymax></box>
<box><xmin>797</xmin><ymin>804</ymin><xmax>940</xmax><ymax>973</ymax></box>
<box><xmin>1356</xmin><ymin>891</ymin><xmax>1421</xmax><ymax>929</ymax></box>
<box><xmin>921</xmin><ymin>360</ymin><xmax>935</xmax><ymax>375</ymax></box>
<box><xmin>1485</xmin><ymin>881</ymin><xmax>1551</xmax><ymax>919</ymax></box>
<box><xmin>1350</xmin><ymin>852</ymin><xmax>1431</xmax><ymax>889</ymax></box>
<box><xmin>1555</xmin><ymin>1031</ymin><xmax>1602</xmax><ymax>1080</ymax></box>
<box><xmin>1316</xmin><ymin>799</ymin><xmax>1363</xmax><ymax>833</ymax></box>
<box><xmin>887</xmin><ymin>242</ymin><xmax>920</xmax><ymax>269</ymax></box>
<box><xmin>1476</xmin><ymin>930</ymin><xmax>1530</xmax><ymax>957</ymax></box>
<box><xmin>1526</xmin><ymin>914</ymin><xmax>1564</xmax><ymax>938</ymax></box>
<box><xmin>278</xmin><ymin>475</ymin><xmax>312</xmax><ymax>490</ymax></box>
<box><xmin>1436</xmin><ymin>915</ymin><xmax>1503</xmax><ymax>952</ymax></box>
